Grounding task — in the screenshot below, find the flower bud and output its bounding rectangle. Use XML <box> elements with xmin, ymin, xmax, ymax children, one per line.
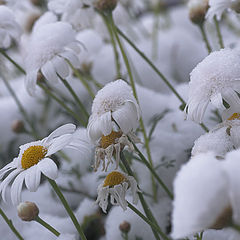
<box><xmin>119</xmin><ymin>221</ymin><xmax>131</xmax><ymax>233</ymax></box>
<box><xmin>17</xmin><ymin>201</ymin><xmax>39</xmax><ymax>221</ymax></box>
<box><xmin>11</xmin><ymin>120</ymin><xmax>25</xmax><ymax>134</ymax></box>
<box><xmin>94</xmin><ymin>0</ymin><xmax>118</xmax><ymax>12</ymax></box>
<box><xmin>188</xmin><ymin>0</ymin><xmax>209</xmax><ymax>25</ymax></box>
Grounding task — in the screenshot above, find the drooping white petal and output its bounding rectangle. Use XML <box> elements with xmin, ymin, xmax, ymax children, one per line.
<box><xmin>25</xmin><ymin>70</ymin><xmax>38</xmax><ymax>96</ymax></box>
<box><xmin>52</xmin><ymin>55</ymin><xmax>70</xmax><ymax>79</ymax></box>
<box><xmin>24</xmin><ymin>165</ymin><xmax>41</xmax><ymax>192</ymax></box>
<box><xmin>41</xmin><ymin>60</ymin><xmax>58</xmax><ymax>83</ymax></box>
<box><xmin>99</xmin><ymin>112</ymin><xmax>113</xmax><ymax>136</ymax></box>
<box><xmin>43</xmin><ymin>123</ymin><xmax>76</xmax><ymax>144</ymax></box>
<box><xmin>59</xmin><ymin>50</ymin><xmax>80</xmax><ymax>68</ymax></box>
<box><xmin>37</xmin><ymin>158</ymin><xmax>58</xmax><ymax>180</ymax></box>
<box><xmin>11</xmin><ymin>172</ymin><xmax>26</xmax><ymax>205</ymax></box>
<box><xmin>87</xmin><ymin>115</ymin><xmax>103</xmax><ymax>143</ymax></box>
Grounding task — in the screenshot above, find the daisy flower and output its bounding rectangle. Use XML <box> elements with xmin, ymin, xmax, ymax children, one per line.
<box><xmin>0</xmin><ymin>5</ymin><xmax>21</xmax><ymax>49</ymax></box>
<box><xmin>185</xmin><ymin>48</ymin><xmax>240</xmax><ymax>123</ymax></box>
<box><xmin>24</xmin><ymin>21</ymin><xmax>81</xmax><ymax>96</ymax></box>
<box><xmin>206</xmin><ymin>0</ymin><xmax>240</xmax><ymax>20</ymax></box>
<box><xmin>0</xmin><ymin>123</ymin><xmax>79</xmax><ymax>205</ymax></box>
<box><xmin>87</xmin><ymin>79</ymin><xmax>141</xmax><ymax>171</ymax></box>
<box><xmin>96</xmin><ymin>171</ymin><xmax>138</xmax><ymax>213</ymax></box>
<box><xmin>171</xmin><ymin>151</ymin><xmax>240</xmax><ymax>238</ymax></box>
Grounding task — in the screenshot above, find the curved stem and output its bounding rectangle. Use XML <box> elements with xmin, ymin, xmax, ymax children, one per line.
<box><xmin>214</xmin><ymin>16</ymin><xmax>224</xmax><ymax>49</ymax></box>
<box><xmin>0</xmin><ymin>208</ymin><xmax>24</xmax><ymax>240</ymax></box>
<box><xmin>199</xmin><ymin>24</ymin><xmax>212</xmax><ymax>54</ymax></box>
<box><xmin>38</xmin><ymin>83</ymin><xmax>85</xmax><ymax>125</ymax></box>
<box><xmin>109</xmin><ymin>13</ymin><xmax>158</xmax><ymax>201</ymax></box>
<box><xmin>35</xmin><ymin>216</ymin><xmax>60</xmax><ymax>237</ymax></box>
<box><xmin>58</xmin><ymin>74</ymin><xmax>89</xmax><ymax>125</ymax></box>
<box><xmin>47</xmin><ymin>179</ymin><xmax>87</xmax><ymax>240</ymax></box>
<box><xmin>127</xmin><ymin>201</ymin><xmax>169</xmax><ymax>240</ymax></box>
<box><xmin>101</xmin><ymin>13</ymin><xmax>121</xmax><ymax>79</ymax></box>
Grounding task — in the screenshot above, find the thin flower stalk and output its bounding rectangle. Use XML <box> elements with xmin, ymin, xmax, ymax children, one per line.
<box><xmin>0</xmin><ymin>208</ymin><xmax>24</xmax><ymax>240</ymax></box>
<box><xmin>120</xmin><ymin>152</ymin><xmax>171</xmax><ymax>240</ymax></box>
<box><xmin>47</xmin><ymin>178</ymin><xmax>87</xmax><ymax>240</ymax></box>
<box><xmin>199</xmin><ymin>24</ymin><xmax>212</xmax><ymax>54</ymax></box>
<box><xmin>108</xmin><ymin>12</ymin><xmax>158</xmax><ymax>202</ymax></box>
<box><xmin>58</xmin><ymin>74</ymin><xmax>89</xmax><ymax>125</ymax></box>
<box><xmin>214</xmin><ymin>16</ymin><xmax>224</xmax><ymax>49</ymax></box>
<box><xmin>35</xmin><ymin>216</ymin><xmax>60</xmax><ymax>237</ymax></box>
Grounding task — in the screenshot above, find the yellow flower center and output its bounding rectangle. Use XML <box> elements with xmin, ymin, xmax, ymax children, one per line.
<box><xmin>103</xmin><ymin>171</ymin><xmax>126</xmax><ymax>187</ymax></box>
<box><xmin>100</xmin><ymin>131</ymin><xmax>122</xmax><ymax>149</ymax></box>
<box><xmin>228</xmin><ymin>113</ymin><xmax>240</xmax><ymax>121</ymax></box>
<box><xmin>21</xmin><ymin>145</ymin><xmax>47</xmax><ymax>169</ymax></box>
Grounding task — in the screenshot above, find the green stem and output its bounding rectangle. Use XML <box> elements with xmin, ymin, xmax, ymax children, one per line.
<box><xmin>0</xmin><ymin>49</ymin><xmax>26</xmax><ymax>74</ymax></box>
<box><xmin>214</xmin><ymin>16</ymin><xmax>224</xmax><ymax>49</ymax></box>
<box><xmin>116</xmin><ymin>27</ymin><xmax>185</xmax><ymax>106</ymax></box>
<box><xmin>35</xmin><ymin>216</ymin><xmax>60</xmax><ymax>236</ymax></box>
<box><xmin>101</xmin><ymin>13</ymin><xmax>121</xmax><ymax>79</ymax></box>
<box><xmin>109</xmin><ymin>13</ymin><xmax>158</xmax><ymax>202</ymax></box>
<box><xmin>127</xmin><ymin>201</ymin><xmax>170</xmax><ymax>240</ymax></box>
<box><xmin>1</xmin><ymin>75</ymin><xmax>38</xmax><ymax>138</ymax></box>
<box><xmin>199</xmin><ymin>24</ymin><xmax>212</xmax><ymax>54</ymax></box>
<box><xmin>116</xmin><ymin>27</ymin><xmax>209</xmax><ymax>133</ymax></box>
<box><xmin>47</xmin><ymin>179</ymin><xmax>87</xmax><ymax>240</ymax></box>
<box><xmin>131</xmin><ymin>142</ymin><xmax>173</xmax><ymax>199</ymax></box>
<box><xmin>58</xmin><ymin>74</ymin><xmax>89</xmax><ymax>125</ymax></box>
<box><xmin>68</xmin><ymin>62</ymin><xmax>95</xmax><ymax>99</ymax></box>
<box><xmin>120</xmin><ymin>152</ymin><xmax>170</xmax><ymax>240</ymax></box>
<box><xmin>0</xmin><ymin>208</ymin><xmax>24</xmax><ymax>240</ymax></box>
<box><xmin>38</xmin><ymin>83</ymin><xmax>85</xmax><ymax>125</ymax></box>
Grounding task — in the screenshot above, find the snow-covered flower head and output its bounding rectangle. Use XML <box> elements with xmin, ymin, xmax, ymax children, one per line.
<box><xmin>24</xmin><ymin>22</ymin><xmax>80</xmax><ymax>95</ymax></box>
<box><xmin>185</xmin><ymin>48</ymin><xmax>240</xmax><ymax>123</ymax></box>
<box><xmin>48</xmin><ymin>0</ymin><xmax>95</xmax><ymax>31</ymax></box>
<box><xmin>96</xmin><ymin>171</ymin><xmax>139</xmax><ymax>213</ymax></box>
<box><xmin>0</xmin><ymin>5</ymin><xmax>21</xmax><ymax>49</ymax></box>
<box><xmin>206</xmin><ymin>0</ymin><xmax>240</xmax><ymax>20</ymax></box>
<box><xmin>171</xmin><ymin>151</ymin><xmax>240</xmax><ymax>238</ymax></box>
<box><xmin>87</xmin><ymin>79</ymin><xmax>141</xmax><ymax>171</ymax></box>
<box><xmin>188</xmin><ymin>0</ymin><xmax>209</xmax><ymax>24</ymax></box>
<box><xmin>0</xmin><ymin>124</ymin><xmax>80</xmax><ymax>205</ymax></box>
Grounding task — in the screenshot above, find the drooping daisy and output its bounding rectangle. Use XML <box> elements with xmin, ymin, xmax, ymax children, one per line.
<box><xmin>185</xmin><ymin>48</ymin><xmax>240</xmax><ymax>123</ymax></box>
<box><xmin>24</xmin><ymin>21</ymin><xmax>81</xmax><ymax>95</ymax></box>
<box><xmin>0</xmin><ymin>123</ymin><xmax>79</xmax><ymax>205</ymax></box>
<box><xmin>0</xmin><ymin>5</ymin><xmax>21</xmax><ymax>49</ymax></box>
<box><xmin>96</xmin><ymin>171</ymin><xmax>139</xmax><ymax>213</ymax></box>
<box><xmin>206</xmin><ymin>0</ymin><xmax>240</xmax><ymax>21</ymax></box>
<box><xmin>171</xmin><ymin>151</ymin><xmax>240</xmax><ymax>238</ymax></box>
<box><xmin>87</xmin><ymin>79</ymin><xmax>141</xmax><ymax>171</ymax></box>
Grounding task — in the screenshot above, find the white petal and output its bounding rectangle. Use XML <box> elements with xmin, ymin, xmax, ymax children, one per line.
<box><xmin>99</xmin><ymin>112</ymin><xmax>112</xmax><ymax>136</ymax></box>
<box><xmin>52</xmin><ymin>55</ymin><xmax>69</xmax><ymax>79</ymax></box>
<box><xmin>43</xmin><ymin>123</ymin><xmax>76</xmax><ymax>144</ymax></box>
<box><xmin>210</xmin><ymin>92</ymin><xmax>225</xmax><ymax>110</ymax></box>
<box><xmin>87</xmin><ymin>115</ymin><xmax>103</xmax><ymax>143</ymax></box>
<box><xmin>11</xmin><ymin>171</ymin><xmax>25</xmax><ymax>205</ymax></box>
<box><xmin>24</xmin><ymin>165</ymin><xmax>41</xmax><ymax>192</ymax></box>
<box><xmin>59</xmin><ymin>50</ymin><xmax>80</xmax><ymax>68</ymax></box>
<box><xmin>47</xmin><ymin>134</ymin><xmax>73</xmax><ymax>156</ymax></box>
<box><xmin>112</xmin><ymin>101</ymin><xmax>138</xmax><ymax>133</ymax></box>
<box><xmin>37</xmin><ymin>158</ymin><xmax>58</xmax><ymax>180</ymax></box>
<box><xmin>25</xmin><ymin>70</ymin><xmax>38</xmax><ymax>96</ymax></box>
<box><xmin>41</xmin><ymin>60</ymin><xmax>58</xmax><ymax>83</ymax></box>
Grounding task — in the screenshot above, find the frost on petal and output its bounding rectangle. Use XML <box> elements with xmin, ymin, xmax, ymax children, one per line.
<box><xmin>171</xmin><ymin>153</ymin><xmax>230</xmax><ymax>239</ymax></box>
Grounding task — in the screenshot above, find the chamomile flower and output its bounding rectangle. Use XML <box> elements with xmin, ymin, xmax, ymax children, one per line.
<box><xmin>0</xmin><ymin>5</ymin><xmax>21</xmax><ymax>49</ymax></box>
<box><xmin>0</xmin><ymin>124</ymin><xmax>78</xmax><ymax>205</ymax></box>
<box><xmin>96</xmin><ymin>171</ymin><xmax>138</xmax><ymax>213</ymax></box>
<box><xmin>24</xmin><ymin>21</ymin><xmax>80</xmax><ymax>95</ymax></box>
<box><xmin>206</xmin><ymin>0</ymin><xmax>240</xmax><ymax>20</ymax></box>
<box><xmin>87</xmin><ymin>79</ymin><xmax>141</xmax><ymax>171</ymax></box>
<box><xmin>185</xmin><ymin>48</ymin><xmax>240</xmax><ymax>123</ymax></box>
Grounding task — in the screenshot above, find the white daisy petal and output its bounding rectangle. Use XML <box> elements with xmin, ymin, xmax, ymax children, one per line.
<box><xmin>99</xmin><ymin>112</ymin><xmax>112</xmax><ymax>136</ymax></box>
<box><xmin>11</xmin><ymin>172</ymin><xmax>26</xmax><ymax>205</ymax></box>
<box><xmin>25</xmin><ymin>165</ymin><xmax>41</xmax><ymax>192</ymax></box>
<box><xmin>25</xmin><ymin>70</ymin><xmax>38</xmax><ymax>96</ymax></box>
<box><xmin>59</xmin><ymin>50</ymin><xmax>80</xmax><ymax>68</ymax></box>
<box><xmin>37</xmin><ymin>158</ymin><xmax>58</xmax><ymax>180</ymax></box>
<box><xmin>52</xmin><ymin>55</ymin><xmax>70</xmax><ymax>79</ymax></box>
<box><xmin>41</xmin><ymin>60</ymin><xmax>58</xmax><ymax>83</ymax></box>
